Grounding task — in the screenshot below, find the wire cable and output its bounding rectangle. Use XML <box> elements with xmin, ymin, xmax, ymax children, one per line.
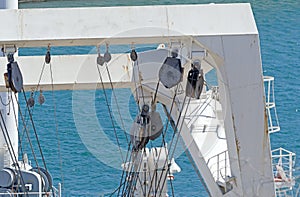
<box><xmin>0</xmin><ymin>110</ymin><xmax>29</xmax><ymax>196</ymax></box>
<box><xmin>49</xmin><ymin>62</ymin><xmax>65</xmax><ymax>192</ymax></box>
<box><xmin>21</xmin><ymin>90</ymin><xmax>48</xmax><ymax>170</ymax></box>
<box><xmin>105</xmin><ymin>63</ymin><xmax>129</xmax><ymax>144</ymax></box>
<box><xmin>96</xmin><ymin>63</ymin><xmax>125</xmax><ymax>163</ymax></box>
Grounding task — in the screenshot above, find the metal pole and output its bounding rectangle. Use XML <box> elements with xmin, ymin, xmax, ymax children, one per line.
<box><xmin>289</xmin><ymin>153</ymin><xmax>292</xmax><ymax>180</ymax></box>
<box><xmin>0</xmin><ymin>0</ymin><xmax>18</xmax><ymax>169</ymax></box>
<box><xmin>58</xmin><ymin>183</ymin><xmax>62</xmax><ymax>197</ymax></box>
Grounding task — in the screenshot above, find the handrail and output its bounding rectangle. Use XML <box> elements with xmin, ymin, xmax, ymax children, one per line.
<box><xmin>263</xmin><ymin>76</ymin><xmax>280</xmax><ymax>133</ymax></box>
<box><xmin>206</xmin><ymin>150</ymin><xmax>230</xmax><ymax>182</ymax></box>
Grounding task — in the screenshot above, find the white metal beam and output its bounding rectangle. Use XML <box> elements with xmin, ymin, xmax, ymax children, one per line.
<box><xmin>0</xmin><ymin>3</ymin><xmax>257</xmax><ymax>47</ymax></box>
<box><xmin>0</xmin><ymin>54</ymin><xmax>134</xmax><ymax>91</ymax></box>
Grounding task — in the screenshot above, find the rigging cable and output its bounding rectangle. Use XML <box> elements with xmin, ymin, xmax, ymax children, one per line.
<box><xmin>104</xmin><ymin>62</ymin><xmax>129</xmax><ymax>144</ymax></box>
<box><xmin>120</xmin><ymin>148</ymin><xmax>138</xmax><ymax>196</ymax></box>
<box><xmin>21</xmin><ymin>90</ymin><xmax>48</xmax><ymax>170</ymax></box>
<box><xmin>35</xmin><ymin>62</ymin><xmax>46</xmax><ymax>94</ymax></box>
<box><xmin>152</xmin><ymin>89</ymin><xmax>191</xmax><ymax>196</ymax></box>
<box><xmin>158</xmin><ymin>95</ymin><xmax>193</xmax><ymax>196</ymax></box>
<box><xmin>131</xmin><ymin>61</ymin><xmax>141</xmax><ymax>113</ymax></box>
<box><xmin>11</xmin><ymin>93</ymin><xmax>46</xmax><ymax>193</ymax></box>
<box><xmin>49</xmin><ymin>58</ymin><xmax>65</xmax><ymax>191</ymax></box>
<box><xmin>96</xmin><ymin>61</ymin><xmax>125</xmax><ymax>163</ymax></box>
<box><xmin>0</xmin><ymin>105</ymin><xmax>29</xmax><ymax>196</ymax></box>
<box><xmin>152</xmin><ymin>80</ymin><xmax>160</xmax><ymax>105</ymax></box>
<box><xmin>116</xmin><ymin>142</ymin><xmax>132</xmax><ymax>196</ymax></box>
<box><xmin>100</xmin><ymin>47</ymin><xmax>140</xmax><ymax>196</ymax></box>
<box><xmin>8</xmin><ymin>92</ymin><xmax>26</xmax><ymax>168</ymax></box>
<box><xmin>148</xmin><ymin>43</ymin><xmax>186</xmax><ymax>195</ymax></box>
<box><xmin>135</xmin><ymin>59</ymin><xmax>146</xmax><ymax>106</ymax></box>
<box><xmin>16</xmin><ymin>53</ymin><xmax>48</xmax><ymax>169</ymax></box>
<box><xmin>123</xmin><ymin>150</ymin><xmax>145</xmax><ymax>196</ymax></box>
<box><xmin>146</xmin><ymin>85</ymin><xmax>179</xmax><ymax>196</ymax></box>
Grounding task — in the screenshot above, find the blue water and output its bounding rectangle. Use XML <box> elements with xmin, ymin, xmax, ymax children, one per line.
<box><xmin>16</xmin><ymin>1</ymin><xmax>300</xmax><ymax>196</ymax></box>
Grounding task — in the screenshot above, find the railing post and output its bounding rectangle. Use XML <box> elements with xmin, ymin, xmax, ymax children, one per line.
<box><xmin>58</xmin><ymin>183</ymin><xmax>62</xmax><ymax>197</ymax></box>
<box><xmin>217</xmin><ymin>154</ymin><xmax>219</xmax><ymax>181</ymax></box>
<box><xmin>289</xmin><ymin>153</ymin><xmax>292</xmax><ymax>179</ymax></box>
<box><xmin>225</xmin><ymin>151</ymin><xmax>227</xmax><ymax>178</ymax></box>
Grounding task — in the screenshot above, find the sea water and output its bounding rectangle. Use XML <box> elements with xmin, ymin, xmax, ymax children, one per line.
<box><xmin>15</xmin><ymin>0</ymin><xmax>300</xmax><ymax>196</ymax></box>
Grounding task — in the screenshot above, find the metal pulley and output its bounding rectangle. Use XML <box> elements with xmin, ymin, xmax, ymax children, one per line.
<box><xmin>159</xmin><ymin>49</ymin><xmax>183</xmax><ymax>89</ymax></box>
<box><xmin>130</xmin><ymin>49</ymin><xmax>138</xmax><ymax>61</ymax></box>
<box><xmin>97</xmin><ymin>54</ymin><xmax>105</xmax><ymax>66</ymax></box>
<box><xmin>130</xmin><ymin>104</ymin><xmax>164</xmax><ymax>150</ymax></box>
<box><xmin>130</xmin><ymin>119</ymin><xmax>149</xmax><ymax>151</ymax></box>
<box><xmin>149</xmin><ymin>111</ymin><xmax>163</xmax><ymax>140</ymax></box>
<box><xmin>7</xmin><ymin>58</ymin><xmax>23</xmax><ymax>93</ymax></box>
<box><xmin>97</xmin><ymin>46</ymin><xmax>105</xmax><ymax>66</ymax></box>
<box><xmin>27</xmin><ymin>91</ymin><xmax>35</xmax><ymax>107</ymax></box>
<box><xmin>38</xmin><ymin>90</ymin><xmax>45</xmax><ymax>105</ymax></box>
<box><xmin>141</xmin><ymin>104</ymin><xmax>150</xmax><ymax>119</ymax></box>
<box><xmin>45</xmin><ymin>51</ymin><xmax>51</xmax><ymax>64</ymax></box>
<box><xmin>104</xmin><ymin>44</ymin><xmax>111</xmax><ymax>63</ymax></box>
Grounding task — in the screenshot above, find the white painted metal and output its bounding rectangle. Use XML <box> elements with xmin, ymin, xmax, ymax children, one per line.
<box><xmin>122</xmin><ymin>147</ymin><xmax>171</xmax><ymax>196</ymax></box>
<box><xmin>0</xmin><ymin>93</ymin><xmax>18</xmax><ymax>168</ymax></box>
<box><xmin>216</xmin><ymin>35</ymin><xmax>275</xmax><ymax>196</ymax></box>
<box><xmin>0</xmin><ymin>4</ymin><xmax>257</xmax><ymax>47</ymax></box>
<box><xmin>0</xmin><ymin>3</ymin><xmax>276</xmax><ymax>196</ymax></box>
<box><xmin>0</xmin><ymin>54</ymin><xmax>133</xmax><ymax>91</ymax></box>
<box><xmin>264</xmin><ymin>76</ymin><xmax>280</xmax><ymax>133</ymax></box>
<box><xmin>0</xmin><ymin>0</ymin><xmax>18</xmax><ymax>170</ymax></box>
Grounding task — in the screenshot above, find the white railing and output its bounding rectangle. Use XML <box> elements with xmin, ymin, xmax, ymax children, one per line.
<box><xmin>207</xmin><ymin>150</ymin><xmax>231</xmax><ymax>182</ymax></box>
<box><xmin>272</xmin><ymin>147</ymin><xmax>296</xmax><ymax>197</ymax></box>
<box><xmin>0</xmin><ymin>184</ymin><xmax>61</xmax><ymax>197</ymax></box>
<box><xmin>264</xmin><ymin>76</ymin><xmax>280</xmax><ymax>133</ymax></box>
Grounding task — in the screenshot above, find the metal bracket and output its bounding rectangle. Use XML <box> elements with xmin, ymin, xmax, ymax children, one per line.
<box><xmin>1</xmin><ymin>45</ymin><xmax>17</xmax><ymax>63</ymax></box>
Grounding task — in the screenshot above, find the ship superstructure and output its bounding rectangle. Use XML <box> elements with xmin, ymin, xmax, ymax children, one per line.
<box><xmin>0</xmin><ymin>1</ymin><xmax>296</xmax><ymax>196</ymax></box>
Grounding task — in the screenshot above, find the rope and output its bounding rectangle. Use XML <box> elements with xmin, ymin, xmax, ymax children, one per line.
<box><xmin>12</xmin><ymin>93</ymin><xmax>45</xmax><ymax>191</ymax></box>
<box><xmin>21</xmin><ymin>90</ymin><xmax>48</xmax><ymax>170</ymax></box>
<box><xmin>124</xmin><ymin>150</ymin><xmax>146</xmax><ymax>196</ymax></box>
<box><xmin>116</xmin><ymin>142</ymin><xmax>132</xmax><ymax>196</ymax></box>
<box><xmin>135</xmin><ymin>59</ymin><xmax>145</xmax><ymax>106</ymax></box>
<box><xmin>104</xmin><ymin>63</ymin><xmax>129</xmax><ymax>144</ymax></box>
<box><xmin>0</xmin><ymin>106</ymin><xmax>29</xmax><ymax>196</ymax></box>
<box><xmin>35</xmin><ymin>62</ymin><xmax>46</xmax><ymax>92</ymax></box>
<box><xmin>8</xmin><ymin>93</ymin><xmax>26</xmax><ymax>168</ymax></box>
<box><xmin>147</xmin><ymin>85</ymin><xmax>179</xmax><ymax>196</ymax></box>
<box><xmin>96</xmin><ymin>63</ymin><xmax>125</xmax><ymax>163</ymax></box>
<box><xmin>131</xmin><ymin>61</ymin><xmax>141</xmax><ymax>113</ymax></box>
<box><xmin>169</xmin><ymin>173</ymin><xmax>175</xmax><ymax>197</ymax></box>
<box><xmin>157</xmin><ymin>95</ymin><xmax>192</xmax><ymax>196</ymax></box>
<box><xmin>49</xmin><ymin>62</ymin><xmax>65</xmax><ymax>191</ymax></box>
<box><xmin>152</xmin><ymin>80</ymin><xmax>160</xmax><ymax>105</ymax></box>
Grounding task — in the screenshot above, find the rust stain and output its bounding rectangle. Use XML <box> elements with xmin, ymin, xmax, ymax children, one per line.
<box><xmin>232</xmin><ymin>114</ymin><xmax>241</xmax><ymax>169</ymax></box>
<box><xmin>139</xmin><ymin>71</ymin><xmax>143</xmax><ymax>81</ymax></box>
<box><xmin>263</xmin><ymin>95</ymin><xmax>269</xmax><ymax>136</ymax></box>
<box><xmin>122</xmin><ymin>65</ymin><xmax>130</xmax><ymax>79</ymax></box>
